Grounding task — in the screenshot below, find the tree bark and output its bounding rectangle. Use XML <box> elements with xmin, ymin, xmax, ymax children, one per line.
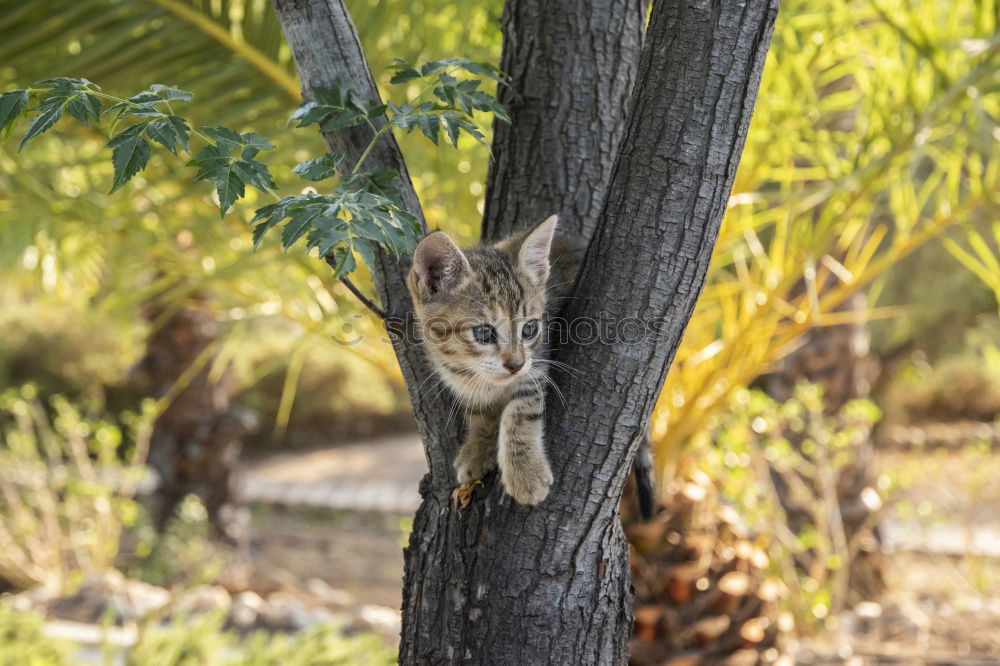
<box><xmin>481</xmin><ymin>0</ymin><xmax>648</xmax><ymax>242</ymax></box>
<box><xmin>271</xmin><ymin>0</ymin><xmax>777</xmax><ymax>662</ymax></box>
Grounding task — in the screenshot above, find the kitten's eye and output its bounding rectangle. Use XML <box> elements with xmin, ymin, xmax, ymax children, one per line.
<box><xmin>472</xmin><ymin>324</ymin><xmax>497</xmax><ymax>344</ymax></box>
<box><xmin>521</xmin><ymin>319</ymin><xmax>539</xmax><ymax>340</ymax></box>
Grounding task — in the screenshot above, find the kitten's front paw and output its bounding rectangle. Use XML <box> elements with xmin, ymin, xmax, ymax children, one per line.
<box><xmin>500</xmin><ymin>452</ymin><xmax>553</xmax><ymax>506</ymax></box>
<box><xmin>454</xmin><ymin>445</ymin><xmax>497</xmax><ymax>483</ymax></box>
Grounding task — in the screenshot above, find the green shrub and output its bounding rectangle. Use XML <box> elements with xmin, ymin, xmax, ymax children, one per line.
<box><xmin>0</xmin><ymin>386</ymin><xmax>152</xmax><ymax>591</ymax></box>
<box><xmin>0</xmin><ymin>601</ymin><xmax>71</xmax><ymax>665</ymax></box>
<box><xmin>121</xmin><ymin>495</ymin><xmax>225</xmax><ymax>590</ymax></box>
<box><xmin>690</xmin><ymin>385</ymin><xmax>882</xmax><ymax>629</ymax></box>
<box><xmin>127</xmin><ymin>612</ymin><xmax>395</xmax><ymax>666</ymax></box>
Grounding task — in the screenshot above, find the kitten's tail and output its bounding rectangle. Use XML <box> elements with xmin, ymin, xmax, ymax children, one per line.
<box><xmin>632</xmin><ymin>434</ymin><xmax>657</xmax><ymax>521</ymax></box>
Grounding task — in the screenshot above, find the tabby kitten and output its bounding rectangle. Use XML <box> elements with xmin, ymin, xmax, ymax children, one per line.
<box><xmin>407</xmin><ymin>215</ymin><xmax>581</xmax><ymax>505</ymax></box>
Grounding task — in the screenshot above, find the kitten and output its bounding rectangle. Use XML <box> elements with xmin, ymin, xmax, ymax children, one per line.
<box><xmin>407</xmin><ymin>215</ymin><xmax>581</xmax><ymax>505</ymax></box>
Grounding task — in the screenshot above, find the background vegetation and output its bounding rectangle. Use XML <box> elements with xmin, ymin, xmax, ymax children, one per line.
<box><xmin>0</xmin><ymin>0</ymin><xmax>997</xmax><ymax>662</ymax></box>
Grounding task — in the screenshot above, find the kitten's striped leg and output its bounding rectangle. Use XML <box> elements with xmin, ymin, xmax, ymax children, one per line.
<box><xmin>497</xmin><ymin>384</ymin><xmax>553</xmax><ymax>506</ymax></box>
<box><xmin>453</xmin><ymin>409</ymin><xmax>500</xmax><ymax>509</ymax></box>
<box><xmin>454</xmin><ymin>409</ymin><xmax>500</xmax><ymax>484</ymax></box>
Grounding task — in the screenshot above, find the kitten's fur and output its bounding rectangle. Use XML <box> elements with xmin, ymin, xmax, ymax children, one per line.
<box><xmin>407</xmin><ymin>215</ymin><xmax>580</xmax><ymax>505</ymax></box>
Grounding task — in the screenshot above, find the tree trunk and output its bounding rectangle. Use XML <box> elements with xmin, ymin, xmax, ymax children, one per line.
<box><xmin>133</xmin><ymin>291</ymin><xmax>256</xmax><ymax>546</ymax></box>
<box><xmin>271</xmin><ymin>0</ymin><xmax>777</xmax><ymax>662</ymax></box>
<box><xmin>481</xmin><ymin>0</ymin><xmax>647</xmax><ymax>242</ymax></box>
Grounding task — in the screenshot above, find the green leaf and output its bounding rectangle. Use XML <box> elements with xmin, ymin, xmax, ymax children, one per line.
<box><xmin>65</xmin><ymin>92</ymin><xmax>103</xmax><ymax>125</ymax></box>
<box><xmin>415</xmin><ymin>112</ymin><xmax>440</xmax><ymax>145</ymax></box>
<box><xmin>35</xmin><ymin>77</ymin><xmax>92</xmax><ymax>92</ymax></box>
<box><xmin>232</xmin><ymin>154</ymin><xmax>276</xmax><ymax>191</ymax></box>
<box><xmin>440</xmin><ymin>112</ymin><xmax>486</xmax><ymax>147</ymax></box>
<box><xmin>108</xmin><ymin>124</ymin><xmax>151</xmax><ymax>193</ymax></box>
<box><xmin>389</xmin><ymin>102</ymin><xmax>443</xmax><ymax>144</ymax></box>
<box><xmin>290</xmin><ymin>80</ymin><xmax>372</xmax><ymax>133</ymax></box>
<box><xmin>387</xmin><ymin>57</ymin><xmax>422</xmax><ymax>84</ymax></box>
<box><xmin>387</xmin><ymin>58</ymin><xmax>509</xmax><ymax>86</ymax></box>
<box><xmin>19</xmin><ymin>97</ymin><xmax>65</xmax><ymax>151</ymax></box>
<box><xmin>149</xmin><ymin>84</ymin><xmax>193</xmax><ymax>102</ymax></box>
<box><xmin>0</xmin><ymin>90</ymin><xmax>29</xmax><ymax>140</ymax></box>
<box><xmin>106</xmin><ymin>121</ymin><xmax>151</xmax><ymax>147</ymax></box>
<box><xmin>281</xmin><ymin>208</ymin><xmax>324</xmax><ymax>250</ymax></box>
<box><xmin>457</xmin><ymin>60</ymin><xmax>508</xmax><ymax>85</ymax></box>
<box><xmin>105</xmin><ymin>85</ymin><xmax>193</xmax><ymax>120</ymax></box>
<box><xmin>359</xmin><ymin>167</ymin><xmax>402</xmax><ymax>203</ymax></box>
<box><xmin>320</xmin><ymin>109</ymin><xmax>367</xmax><ymax>133</ymax></box>
<box><xmin>250</xmin><ymin>201</ymin><xmax>289</xmax><ymax>249</ymax></box>
<box><xmin>200</xmin><ymin>126</ymin><xmax>243</xmax><ymax>147</ymax></box>
<box><xmin>389</xmin><ymin>102</ymin><xmax>486</xmax><ymax>147</ymax></box>
<box><xmin>328</xmin><ymin>244</ymin><xmax>356</xmax><ymax>279</ymax></box>
<box><xmin>354</xmin><ymin>238</ymin><xmax>379</xmax><ymax>273</ymax></box>
<box><xmin>240</xmin><ymin>132</ymin><xmax>273</xmax><ymax>152</ymax></box>
<box><xmin>188</xmin><ymin>129</ymin><xmax>275</xmax><ymax>217</ymax></box>
<box><xmin>189</xmin><ymin>144</ymin><xmax>244</xmax><ymax>216</ymax></box>
<box><xmin>144</xmin><ymin>115</ymin><xmax>190</xmax><ymax>155</ymax></box>
<box><xmin>106</xmin><ymin>91</ymin><xmax>164</xmax><ymax>118</ymax></box>
<box><xmin>289</xmin><ymin>101</ymin><xmax>327</xmax><ymax>126</ymax></box>
<box><xmin>292</xmin><ymin>152</ymin><xmax>346</xmax><ymax>181</ymax></box>
<box><xmin>245</xmin><ymin>175</ymin><xmax>417</xmax><ymax>275</ymax></box>
<box><xmin>361</xmin><ymin>100</ymin><xmax>388</xmax><ymax>119</ymax></box>
<box><xmin>433</xmin><ymin>77</ymin><xmax>510</xmax><ymax>122</ymax></box>
<box><xmin>306</xmin><ymin>218</ymin><xmax>350</xmax><ymax>256</ymax></box>
<box><xmin>419</xmin><ymin>61</ymin><xmax>449</xmax><ymax>77</ymax></box>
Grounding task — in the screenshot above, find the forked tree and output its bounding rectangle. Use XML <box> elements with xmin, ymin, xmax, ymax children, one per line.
<box><xmin>269</xmin><ymin>0</ymin><xmax>778</xmax><ymax>661</ymax></box>
<box><xmin>0</xmin><ymin>0</ymin><xmax>777</xmax><ymax>661</ymax></box>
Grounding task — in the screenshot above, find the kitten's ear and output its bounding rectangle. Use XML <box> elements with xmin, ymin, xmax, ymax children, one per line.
<box><xmin>518</xmin><ymin>214</ymin><xmax>558</xmax><ymax>285</ymax></box>
<box><xmin>411</xmin><ymin>231</ymin><xmax>469</xmax><ymax>300</ymax></box>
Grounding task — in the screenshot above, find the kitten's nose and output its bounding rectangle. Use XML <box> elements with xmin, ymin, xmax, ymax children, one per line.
<box><xmin>503</xmin><ymin>359</ymin><xmax>524</xmax><ymax>374</ymax></box>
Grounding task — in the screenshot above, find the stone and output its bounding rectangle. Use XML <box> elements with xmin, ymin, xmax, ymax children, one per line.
<box><xmin>230</xmin><ymin>591</ymin><xmax>265</xmax><ymax>628</ymax></box>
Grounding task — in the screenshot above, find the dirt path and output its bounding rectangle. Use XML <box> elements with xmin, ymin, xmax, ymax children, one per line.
<box><xmin>243</xmin><ymin>433</ymin><xmax>426</xmax><ymax>513</ymax></box>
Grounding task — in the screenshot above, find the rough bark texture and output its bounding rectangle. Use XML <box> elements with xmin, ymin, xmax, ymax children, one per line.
<box><xmin>405</xmin><ymin>0</ymin><xmax>778</xmax><ymax>662</ymax></box>
<box><xmin>271</xmin><ymin>0</ymin><xmax>777</xmax><ymax>662</ymax></box>
<box><xmin>481</xmin><ymin>0</ymin><xmax>647</xmax><ymax>242</ymax></box>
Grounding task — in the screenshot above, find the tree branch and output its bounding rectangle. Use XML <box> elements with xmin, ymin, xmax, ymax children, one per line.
<box><xmin>399</xmin><ymin>0</ymin><xmax>779</xmax><ymax>661</ymax></box>
<box><xmin>550</xmin><ymin>0</ymin><xmax>780</xmax><ymax>501</ymax></box>
<box><xmin>271</xmin><ymin>0</ymin><xmax>461</xmax><ymax>490</ymax></box>
<box><xmin>272</xmin><ymin>0</ymin><xmax>778</xmax><ymax>660</ymax></box>
<box><xmin>341</xmin><ymin>277</ymin><xmax>390</xmax><ymax>320</ymax></box>
<box><xmin>481</xmin><ymin>0</ymin><xmax>648</xmax><ymax>242</ymax></box>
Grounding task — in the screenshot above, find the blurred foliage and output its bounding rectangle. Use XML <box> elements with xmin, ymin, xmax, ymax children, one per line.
<box><xmin>127</xmin><ymin>610</ymin><xmax>395</xmax><ymax>666</ymax></box>
<box><xmin>689</xmin><ymin>385</ymin><xmax>883</xmax><ymax>629</ymax></box>
<box><xmin>0</xmin><ymin>602</ymin><xmax>393</xmax><ymax>665</ymax></box>
<box><xmin>0</xmin><ymin>0</ymin><xmax>996</xmax><ymax>460</ymax></box>
<box><xmin>0</xmin><ymin>385</ymin><xmax>153</xmax><ymax>592</ymax></box>
<box><xmin>0</xmin><ymin>0</ymin><xmax>501</xmax><ymax>444</ymax></box>
<box><xmin>943</xmin><ymin>219</ymin><xmax>1000</xmax><ymax>307</ymax></box>
<box><xmin>121</xmin><ymin>494</ymin><xmax>226</xmax><ymax>589</ymax></box>
<box><xmin>0</xmin><ymin>601</ymin><xmax>72</xmax><ymax>665</ymax></box>
<box><xmin>881</xmin><ymin>329</ymin><xmax>1000</xmax><ymax>424</ymax></box>
<box><xmin>0</xmin><ymin>306</ymin><xmax>144</xmax><ymax>402</ymax></box>
<box><xmin>651</xmin><ymin>0</ymin><xmax>999</xmax><ymax>470</ymax></box>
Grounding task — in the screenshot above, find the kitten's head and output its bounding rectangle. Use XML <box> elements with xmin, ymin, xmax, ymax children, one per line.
<box><xmin>407</xmin><ymin>215</ymin><xmax>558</xmax><ymax>390</ymax></box>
